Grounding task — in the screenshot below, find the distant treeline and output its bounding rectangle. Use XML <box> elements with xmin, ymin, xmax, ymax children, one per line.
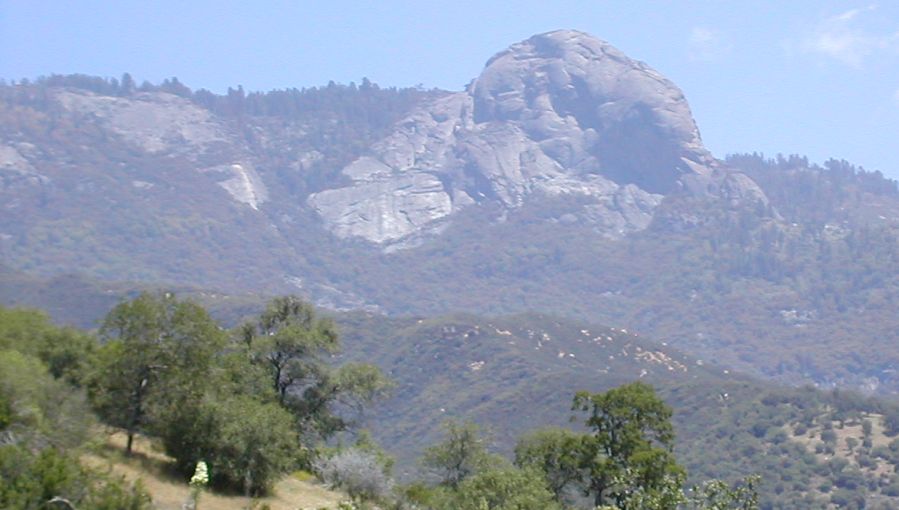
<box><xmin>728</xmin><ymin>152</ymin><xmax>898</xmax><ymax>199</ymax></box>
<box><xmin>0</xmin><ymin>73</ymin><xmax>443</xmax><ymax>192</ymax></box>
<box><xmin>0</xmin><ymin>72</ymin><xmax>442</xmax><ymax>127</ymax></box>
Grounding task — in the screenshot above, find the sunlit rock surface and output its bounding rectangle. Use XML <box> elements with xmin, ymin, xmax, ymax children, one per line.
<box><xmin>309</xmin><ymin>30</ymin><xmax>764</xmax><ymax>246</ymax></box>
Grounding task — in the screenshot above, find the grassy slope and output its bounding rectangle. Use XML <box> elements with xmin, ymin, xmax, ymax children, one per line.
<box><xmin>83</xmin><ymin>431</ymin><xmax>345</xmax><ymax>510</ymax></box>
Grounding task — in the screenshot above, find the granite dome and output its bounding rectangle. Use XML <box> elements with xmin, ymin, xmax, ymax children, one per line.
<box><xmin>308</xmin><ymin>30</ymin><xmax>765</xmax><ymax>246</ymax></box>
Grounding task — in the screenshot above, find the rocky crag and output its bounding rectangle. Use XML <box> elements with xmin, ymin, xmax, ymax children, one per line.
<box><xmin>309</xmin><ymin>30</ymin><xmax>767</xmax><ymax>247</ymax></box>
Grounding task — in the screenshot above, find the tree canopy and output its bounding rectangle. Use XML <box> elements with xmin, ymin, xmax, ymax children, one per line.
<box><xmin>241</xmin><ymin>296</ymin><xmax>391</xmax><ymax>442</ymax></box>
<box><xmin>573</xmin><ymin>382</ymin><xmax>682</xmax><ymax>508</ymax></box>
<box><xmin>88</xmin><ymin>292</ymin><xmax>224</xmax><ymax>455</ymax></box>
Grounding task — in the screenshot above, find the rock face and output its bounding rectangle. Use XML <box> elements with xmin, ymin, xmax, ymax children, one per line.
<box><xmin>309</xmin><ymin>29</ymin><xmax>765</xmax><ymax>245</ymax></box>
<box><xmin>55</xmin><ymin>90</ymin><xmax>230</xmax><ymax>154</ymax></box>
<box><xmin>55</xmin><ymin>90</ymin><xmax>268</xmax><ymax>210</ymax></box>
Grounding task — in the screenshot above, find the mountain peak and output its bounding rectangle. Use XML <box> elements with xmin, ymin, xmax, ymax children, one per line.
<box><xmin>471</xmin><ymin>29</ymin><xmax>709</xmax><ymax>184</ymax></box>
<box><xmin>308</xmin><ymin>30</ymin><xmax>767</xmax><ymax>245</ymax></box>
<box><xmin>483</xmin><ymin>29</ymin><xmax>612</xmax><ymax>65</ymax></box>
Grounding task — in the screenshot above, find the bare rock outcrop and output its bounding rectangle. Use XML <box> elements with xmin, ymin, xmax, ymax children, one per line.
<box><xmin>54</xmin><ymin>90</ymin><xmax>268</xmax><ymax>210</ymax></box>
<box><xmin>310</xmin><ymin>29</ymin><xmax>767</xmax><ymax>246</ymax></box>
<box><xmin>55</xmin><ymin>90</ymin><xmax>229</xmax><ymax>154</ymax></box>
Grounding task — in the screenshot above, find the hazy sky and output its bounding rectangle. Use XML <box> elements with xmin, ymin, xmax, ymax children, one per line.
<box><xmin>2</xmin><ymin>1</ymin><xmax>898</xmax><ymax>177</ymax></box>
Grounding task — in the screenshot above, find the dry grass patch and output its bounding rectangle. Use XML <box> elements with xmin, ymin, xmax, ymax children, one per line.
<box><xmin>83</xmin><ymin>430</ymin><xmax>346</xmax><ymax>510</ymax></box>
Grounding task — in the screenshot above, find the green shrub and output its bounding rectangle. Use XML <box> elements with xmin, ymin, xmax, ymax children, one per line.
<box><xmin>872</xmin><ymin>446</ymin><xmax>891</xmax><ymax>459</ymax></box>
<box><xmin>882</xmin><ymin>479</ymin><xmax>899</xmax><ymax>497</ymax></box>
<box><xmin>0</xmin><ymin>445</ymin><xmax>151</xmax><ymax>509</ymax></box>
<box><xmin>441</xmin><ymin>466</ymin><xmax>560</xmax><ymax>510</ymax></box>
<box><xmin>203</xmin><ymin>396</ymin><xmax>299</xmax><ymax>495</ymax></box>
<box><xmin>857</xmin><ymin>452</ymin><xmax>876</xmax><ymax>469</ymax></box>
<box><xmin>153</xmin><ymin>393</ymin><xmax>299</xmax><ymax>495</ymax></box>
<box><xmin>0</xmin><ymin>350</ymin><xmax>93</xmax><ymax>449</ymax></box>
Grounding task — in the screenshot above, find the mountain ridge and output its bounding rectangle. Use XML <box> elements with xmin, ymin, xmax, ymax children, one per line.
<box><xmin>2</xmin><ymin>32</ymin><xmax>899</xmax><ymax>397</ymax></box>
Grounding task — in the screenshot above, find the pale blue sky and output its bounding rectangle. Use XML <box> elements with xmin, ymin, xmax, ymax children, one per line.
<box><xmin>2</xmin><ymin>1</ymin><xmax>898</xmax><ymax>177</ymax></box>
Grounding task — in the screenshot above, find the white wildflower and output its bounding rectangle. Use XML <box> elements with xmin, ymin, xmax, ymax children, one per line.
<box><xmin>190</xmin><ymin>460</ymin><xmax>209</xmax><ymax>487</ymax></box>
<box><xmin>183</xmin><ymin>460</ymin><xmax>209</xmax><ymax>509</ymax></box>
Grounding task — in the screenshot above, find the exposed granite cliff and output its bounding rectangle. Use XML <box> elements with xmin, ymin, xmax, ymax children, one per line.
<box><xmin>308</xmin><ymin>29</ymin><xmax>766</xmax><ymax>246</ymax></box>
<box><xmin>54</xmin><ymin>90</ymin><xmax>268</xmax><ymax>210</ymax></box>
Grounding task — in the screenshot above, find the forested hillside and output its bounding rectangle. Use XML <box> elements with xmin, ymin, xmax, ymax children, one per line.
<box><xmin>6</xmin><ymin>296</ymin><xmax>899</xmax><ymax>509</ymax></box>
<box><xmin>2</xmin><ymin>68</ymin><xmax>898</xmax><ymax>396</ymax></box>
<box><xmin>3</xmin><ymin>29</ymin><xmax>899</xmax><ymax>509</ymax></box>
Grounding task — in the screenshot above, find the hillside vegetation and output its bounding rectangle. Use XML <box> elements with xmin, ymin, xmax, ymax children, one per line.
<box><xmin>0</xmin><ymin>297</ymin><xmax>382</xmax><ymax>509</ymax></box>
<box><xmin>82</xmin><ymin>432</ymin><xmax>344</xmax><ymax>510</ymax></box>
<box><xmin>2</xmin><ymin>75</ymin><xmax>899</xmax><ymax>398</ymax></box>
<box><xmin>334</xmin><ymin>312</ymin><xmax>899</xmax><ymax>509</ymax></box>
<box><xmin>5</xmin><ymin>27</ymin><xmax>899</xmax><ymax>510</ymax></box>
<box><xmin>6</xmin><ymin>297</ymin><xmax>899</xmax><ymax>508</ymax></box>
